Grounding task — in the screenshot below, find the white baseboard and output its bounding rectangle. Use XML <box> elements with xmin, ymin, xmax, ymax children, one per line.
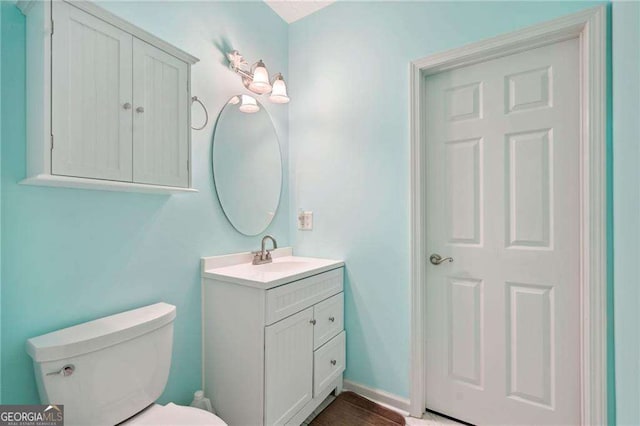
<box><xmin>343</xmin><ymin>379</ymin><xmax>411</xmax><ymax>415</ymax></box>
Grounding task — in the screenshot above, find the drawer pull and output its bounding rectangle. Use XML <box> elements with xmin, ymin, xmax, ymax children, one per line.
<box><xmin>330</xmin><ymin>359</ymin><xmax>337</xmax><ymax>366</ymax></box>
<box><xmin>310</xmin><ymin>319</ymin><xmax>317</xmax><ymax>325</ymax></box>
<box><xmin>328</xmin><ymin>316</ymin><xmax>335</xmax><ymax>322</ymax></box>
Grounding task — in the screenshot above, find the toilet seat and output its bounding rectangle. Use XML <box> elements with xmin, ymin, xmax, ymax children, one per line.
<box><xmin>123</xmin><ymin>403</ymin><xmax>227</xmax><ymax>425</ymax></box>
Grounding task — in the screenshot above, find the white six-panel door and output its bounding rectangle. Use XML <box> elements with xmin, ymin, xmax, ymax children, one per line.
<box><xmin>425</xmin><ymin>38</ymin><xmax>580</xmax><ymax>425</ymax></box>
<box><xmin>133</xmin><ymin>38</ymin><xmax>189</xmax><ymax>188</ymax></box>
<box><xmin>52</xmin><ymin>1</ymin><xmax>133</xmax><ymax>181</ymax></box>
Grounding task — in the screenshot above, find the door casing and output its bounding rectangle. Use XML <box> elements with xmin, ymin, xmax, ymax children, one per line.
<box><xmin>409</xmin><ymin>6</ymin><xmax>607</xmax><ymax>424</ymax></box>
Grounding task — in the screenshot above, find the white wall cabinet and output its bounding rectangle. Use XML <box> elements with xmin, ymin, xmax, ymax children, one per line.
<box><xmin>202</xmin><ymin>267</ymin><xmax>346</xmax><ymax>425</ymax></box>
<box><xmin>18</xmin><ymin>0</ymin><xmax>198</xmax><ymax>194</ymax></box>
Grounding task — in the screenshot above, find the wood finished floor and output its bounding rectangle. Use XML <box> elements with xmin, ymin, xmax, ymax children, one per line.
<box><xmin>303</xmin><ymin>394</ymin><xmax>465</xmax><ymax>426</ymax></box>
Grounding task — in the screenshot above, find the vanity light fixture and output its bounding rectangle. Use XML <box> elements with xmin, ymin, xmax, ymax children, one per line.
<box><xmin>238</xmin><ymin>95</ymin><xmax>260</xmax><ymax>113</ymax></box>
<box><xmin>248</xmin><ymin>60</ymin><xmax>272</xmax><ymax>94</ymax></box>
<box><xmin>227</xmin><ymin>50</ymin><xmax>290</xmax><ymax>104</ymax></box>
<box><xmin>269</xmin><ymin>74</ymin><xmax>290</xmax><ymax>104</ymax></box>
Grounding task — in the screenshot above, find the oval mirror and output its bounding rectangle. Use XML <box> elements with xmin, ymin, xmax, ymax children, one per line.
<box><xmin>212</xmin><ymin>95</ymin><xmax>282</xmax><ymax>236</ymax></box>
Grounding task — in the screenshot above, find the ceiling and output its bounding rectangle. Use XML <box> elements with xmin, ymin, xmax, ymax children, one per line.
<box><xmin>263</xmin><ymin>0</ymin><xmax>336</xmax><ymax>23</ymax></box>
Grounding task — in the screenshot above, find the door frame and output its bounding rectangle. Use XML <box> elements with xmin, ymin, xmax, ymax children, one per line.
<box><xmin>409</xmin><ymin>6</ymin><xmax>607</xmax><ymax>423</ymax></box>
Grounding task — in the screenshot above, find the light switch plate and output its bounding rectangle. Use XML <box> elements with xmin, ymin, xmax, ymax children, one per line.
<box><xmin>298</xmin><ymin>211</ymin><xmax>313</xmax><ymax>230</ymax></box>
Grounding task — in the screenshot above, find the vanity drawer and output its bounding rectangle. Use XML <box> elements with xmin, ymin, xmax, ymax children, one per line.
<box><xmin>313</xmin><ymin>331</ymin><xmax>346</xmax><ymax>397</ymax></box>
<box><xmin>313</xmin><ymin>293</ymin><xmax>344</xmax><ymax>349</ymax></box>
<box><xmin>266</xmin><ymin>268</ymin><xmax>343</xmax><ymax>325</ymax></box>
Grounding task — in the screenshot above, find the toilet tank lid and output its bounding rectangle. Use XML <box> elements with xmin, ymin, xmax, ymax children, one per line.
<box><xmin>26</xmin><ymin>303</ymin><xmax>176</xmax><ymax>363</ymax></box>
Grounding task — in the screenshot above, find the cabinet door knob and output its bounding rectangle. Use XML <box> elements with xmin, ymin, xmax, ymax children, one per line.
<box><xmin>330</xmin><ymin>360</ymin><xmax>337</xmax><ymax>366</ymax></box>
<box><xmin>136</xmin><ymin>106</ymin><xmax>145</xmax><ymax>113</ymax></box>
<box><xmin>309</xmin><ymin>319</ymin><xmax>316</xmax><ymax>325</ymax></box>
<box><xmin>329</xmin><ymin>316</ymin><xmax>335</xmax><ymax>322</ymax></box>
<box><xmin>123</xmin><ymin>102</ymin><xmax>132</xmax><ymax>110</ymax></box>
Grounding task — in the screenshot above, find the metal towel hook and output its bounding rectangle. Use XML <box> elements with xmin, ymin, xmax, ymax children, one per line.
<box><xmin>191</xmin><ymin>96</ymin><xmax>209</xmax><ymax>131</ymax></box>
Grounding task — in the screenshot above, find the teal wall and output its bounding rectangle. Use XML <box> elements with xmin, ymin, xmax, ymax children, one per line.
<box><xmin>613</xmin><ymin>2</ymin><xmax>640</xmax><ymax>425</ymax></box>
<box><xmin>0</xmin><ymin>0</ymin><xmax>3</xmax><ymax>405</ymax></box>
<box><xmin>0</xmin><ymin>1</ymin><xmax>289</xmax><ymax>405</ymax></box>
<box><xmin>2</xmin><ymin>1</ymin><xmax>637</xmax><ymax>423</ymax></box>
<box><xmin>288</xmin><ymin>0</ymin><xmax>611</xmax><ymax>409</ymax></box>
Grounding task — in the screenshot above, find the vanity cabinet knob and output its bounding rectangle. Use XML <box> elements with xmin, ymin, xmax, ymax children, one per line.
<box><xmin>309</xmin><ymin>319</ymin><xmax>316</xmax><ymax>325</ymax></box>
<box><xmin>328</xmin><ymin>316</ymin><xmax>335</xmax><ymax>322</ymax></box>
<box><xmin>330</xmin><ymin>360</ymin><xmax>337</xmax><ymax>366</ymax></box>
<box><xmin>123</xmin><ymin>102</ymin><xmax>132</xmax><ymax>110</ymax></box>
<box><xmin>136</xmin><ymin>106</ymin><xmax>145</xmax><ymax>113</ymax></box>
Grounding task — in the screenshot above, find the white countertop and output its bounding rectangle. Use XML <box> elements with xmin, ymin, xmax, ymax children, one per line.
<box><xmin>201</xmin><ymin>248</ymin><xmax>344</xmax><ymax>289</ymax></box>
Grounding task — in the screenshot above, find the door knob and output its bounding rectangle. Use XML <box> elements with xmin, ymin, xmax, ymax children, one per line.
<box><xmin>429</xmin><ymin>254</ymin><xmax>453</xmax><ymax>265</ymax></box>
<box><xmin>136</xmin><ymin>106</ymin><xmax>145</xmax><ymax>113</ymax></box>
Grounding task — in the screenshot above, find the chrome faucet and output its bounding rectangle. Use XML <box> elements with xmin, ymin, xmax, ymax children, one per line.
<box><xmin>252</xmin><ymin>235</ymin><xmax>278</xmax><ymax>265</ymax></box>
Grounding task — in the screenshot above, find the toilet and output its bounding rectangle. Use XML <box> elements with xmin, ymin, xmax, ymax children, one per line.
<box><xmin>26</xmin><ymin>303</ymin><xmax>227</xmax><ymax>426</ymax></box>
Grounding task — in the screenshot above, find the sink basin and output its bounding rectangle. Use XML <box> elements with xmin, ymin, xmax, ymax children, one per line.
<box><xmin>201</xmin><ymin>248</ymin><xmax>344</xmax><ymax>289</ymax></box>
<box><xmin>253</xmin><ymin>261</ymin><xmax>312</xmax><ymax>273</ymax></box>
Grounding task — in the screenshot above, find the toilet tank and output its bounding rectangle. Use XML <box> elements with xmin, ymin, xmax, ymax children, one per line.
<box><xmin>26</xmin><ymin>303</ymin><xmax>176</xmax><ymax>426</ymax></box>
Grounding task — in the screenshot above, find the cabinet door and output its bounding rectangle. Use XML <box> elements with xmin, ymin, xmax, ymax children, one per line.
<box><xmin>265</xmin><ymin>307</ymin><xmax>313</xmax><ymax>425</ymax></box>
<box><xmin>52</xmin><ymin>2</ymin><xmax>133</xmax><ymax>181</ymax></box>
<box><xmin>132</xmin><ymin>38</ymin><xmax>189</xmax><ymax>188</ymax></box>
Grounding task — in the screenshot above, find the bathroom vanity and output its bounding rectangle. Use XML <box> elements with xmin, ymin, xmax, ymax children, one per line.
<box><xmin>201</xmin><ymin>248</ymin><xmax>345</xmax><ymax>425</ymax></box>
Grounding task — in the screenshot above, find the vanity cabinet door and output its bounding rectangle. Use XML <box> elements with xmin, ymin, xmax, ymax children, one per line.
<box><xmin>265</xmin><ymin>307</ymin><xmax>314</xmax><ymax>425</ymax></box>
<box><xmin>132</xmin><ymin>38</ymin><xmax>189</xmax><ymax>188</ymax></box>
<box><xmin>51</xmin><ymin>1</ymin><xmax>133</xmax><ymax>182</ymax></box>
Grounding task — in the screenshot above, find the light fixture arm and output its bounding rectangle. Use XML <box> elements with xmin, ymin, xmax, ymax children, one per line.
<box><xmin>227</xmin><ymin>50</ymin><xmax>255</xmax><ymax>82</ymax></box>
<box><xmin>227</xmin><ymin>50</ymin><xmax>248</xmax><ymax>73</ymax></box>
<box><xmin>234</xmin><ymin>68</ymin><xmax>253</xmax><ymax>80</ymax></box>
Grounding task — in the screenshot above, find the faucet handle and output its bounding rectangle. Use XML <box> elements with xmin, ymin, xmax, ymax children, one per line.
<box><xmin>252</xmin><ymin>250</ymin><xmax>267</xmax><ymax>265</ymax></box>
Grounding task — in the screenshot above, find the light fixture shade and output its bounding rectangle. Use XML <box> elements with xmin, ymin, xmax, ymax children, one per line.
<box><xmin>269</xmin><ymin>74</ymin><xmax>290</xmax><ymax>104</ymax></box>
<box><xmin>239</xmin><ymin>95</ymin><xmax>260</xmax><ymax>113</ymax></box>
<box><xmin>249</xmin><ymin>60</ymin><xmax>272</xmax><ymax>94</ymax></box>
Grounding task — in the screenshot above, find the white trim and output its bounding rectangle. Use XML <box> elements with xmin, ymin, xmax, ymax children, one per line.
<box><xmin>409</xmin><ymin>50</ymin><xmax>427</xmax><ymax>420</ymax></box>
<box><xmin>19</xmin><ymin>174</ymin><xmax>198</xmax><ymax>194</ymax></box>
<box><xmin>16</xmin><ymin>0</ymin><xmax>36</xmax><ymax>15</ymax></box>
<box><xmin>411</xmin><ymin>7</ymin><xmax>600</xmax><ymax>77</ymax></box>
<box><xmin>343</xmin><ymin>380</ymin><xmax>411</xmax><ymax>415</ymax></box>
<box><xmin>578</xmin><ymin>6</ymin><xmax>608</xmax><ymax>425</ymax></box>
<box><xmin>409</xmin><ymin>6</ymin><xmax>607</xmax><ymax>424</ymax></box>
